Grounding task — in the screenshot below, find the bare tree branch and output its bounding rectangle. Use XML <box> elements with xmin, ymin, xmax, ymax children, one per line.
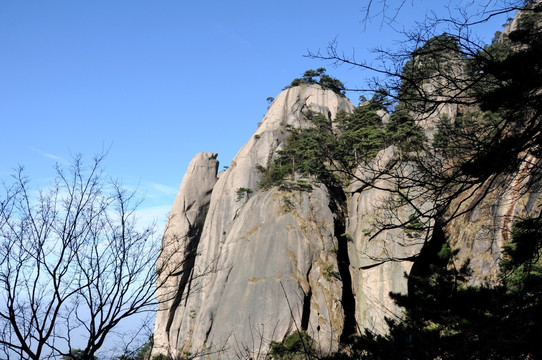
<box><xmin>0</xmin><ymin>154</ymin><xmax>187</xmax><ymax>360</ymax></box>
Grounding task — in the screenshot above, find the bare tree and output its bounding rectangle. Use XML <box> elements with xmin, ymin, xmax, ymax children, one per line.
<box><xmin>306</xmin><ymin>0</ymin><xmax>542</xmax><ymax>235</ymax></box>
<box><xmin>0</xmin><ymin>154</ymin><xmax>177</xmax><ymax>360</ymax></box>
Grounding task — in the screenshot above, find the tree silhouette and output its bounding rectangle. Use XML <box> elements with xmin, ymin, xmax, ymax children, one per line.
<box><xmin>306</xmin><ymin>1</ymin><xmax>542</xmax><ymax>237</ymax></box>
<box><xmin>0</xmin><ymin>154</ymin><xmax>182</xmax><ymax>360</ymax></box>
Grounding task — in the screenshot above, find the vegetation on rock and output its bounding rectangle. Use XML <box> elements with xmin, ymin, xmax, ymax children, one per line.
<box><xmin>269</xmin><ymin>331</ymin><xmax>316</xmax><ymax>360</ymax></box>
<box><xmin>236</xmin><ymin>187</ymin><xmax>254</xmax><ymax>202</ymax></box>
<box><xmin>286</xmin><ymin>68</ymin><xmax>346</xmax><ymax>95</ymax></box>
<box><xmin>258</xmin><ymin>92</ymin><xmax>425</xmax><ymax>191</ymax></box>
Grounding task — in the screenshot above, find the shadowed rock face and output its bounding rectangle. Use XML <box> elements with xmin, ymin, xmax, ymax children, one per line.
<box><xmin>445</xmin><ymin>154</ymin><xmax>542</xmax><ymax>286</ymax></box>
<box><xmin>152</xmin><ymin>84</ymin><xmax>542</xmax><ymax>359</ymax></box>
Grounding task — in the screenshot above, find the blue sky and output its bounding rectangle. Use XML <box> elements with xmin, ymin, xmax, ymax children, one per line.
<box><xmin>1</xmin><ymin>1</ymin><xmax>512</xmax><ymax>228</ymax></box>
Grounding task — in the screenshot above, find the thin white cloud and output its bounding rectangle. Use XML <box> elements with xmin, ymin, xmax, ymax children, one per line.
<box><xmin>29</xmin><ymin>147</ymin><xmax>67</xmax><ymax>163</ymax></box>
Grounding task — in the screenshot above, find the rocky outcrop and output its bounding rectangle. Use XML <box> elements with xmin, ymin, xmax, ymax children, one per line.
<box><xmin>154</xmin><ymin>152</ymin><xmax>219</xmax><ymax>356</ymax></box>
<box><xmin>153</xmin><ymin>85</ymin><xmax>355</xmax><ymax>358</ymax></box>
<box><xmin>153</xmin><ymin>82</ymin><xmax>541</xmax><ymax>359</ymax></box>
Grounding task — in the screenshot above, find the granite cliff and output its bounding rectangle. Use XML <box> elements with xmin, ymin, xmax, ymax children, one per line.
<box><xmin>152</xmin><ymin>6</ymin><xmax>542</xmax><ymax>357</ymax></box>
<box><xmin>152</xmin><ymin>79</ymin><xmax>541</xmax><ymax>358</ymax></box>
<box><xmin>154</xmin><ymin>85</ymin><xmax>356</xmax><ymax>358</ymax></box>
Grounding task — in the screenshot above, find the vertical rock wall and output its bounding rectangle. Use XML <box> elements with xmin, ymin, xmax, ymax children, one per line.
<box><xmin>154</xmin><ymin>152</ymin><xmax>219</xmax><ymax>356</ymax></box>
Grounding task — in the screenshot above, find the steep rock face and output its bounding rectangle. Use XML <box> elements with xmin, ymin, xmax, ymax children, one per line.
<box><xmin>153</xmin><ymin>85</ymin><xmax>354</xmax><ymax>358</ymax></box>
<box><xmin>153</xmin><ymin>82</ymin><xmax>541</xmax><ymax>358</ymax></box>
<box><xmin>446</xmin><ymin>155</ymin><xmax>542</xmax><ymax>285</ymax></box>
<box><xmin>188</xmin><ymin>186</ymin><xmax>344</xmax><ymax>356</ymax></box>
<box><xmin>154</xmin><ymin>152</ymin><xmax>219</xmax><ymax>356</ymax></box>
<box><xmin>346</xmin><ymin>147</ymin><xmax>431</xmax><ymax>334</ymax></box>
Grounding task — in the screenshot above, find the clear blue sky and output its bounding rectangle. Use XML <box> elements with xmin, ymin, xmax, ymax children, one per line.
<box><xmin>1</xmin><ymin>1</ymin><xmax>511</xmax><ymax>228</ymax></box>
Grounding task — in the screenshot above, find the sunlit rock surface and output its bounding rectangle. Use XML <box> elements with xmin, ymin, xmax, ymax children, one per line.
<box><xmin>152</xmin><ymin>82</ymin><xmax>541</xmax><ymax>359</ymax></box>
<box><xmin>153</xmin><ymin>85</ymin><xmax>355</xmax><ymax>358</ymax></box>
